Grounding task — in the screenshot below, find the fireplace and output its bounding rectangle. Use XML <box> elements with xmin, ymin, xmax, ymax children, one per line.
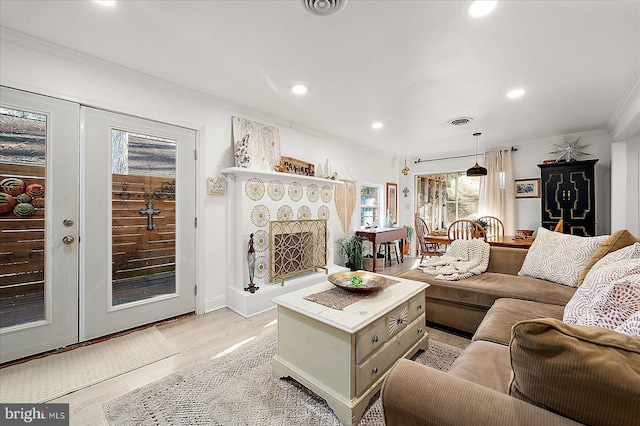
<box><xmin>270</xmin><ymin>219</ymin><xmax>327</xmax><ymax>285</ymax></box>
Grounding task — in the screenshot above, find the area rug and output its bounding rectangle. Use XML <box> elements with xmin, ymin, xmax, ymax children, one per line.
<box><xmin>103</xmin><ymin>330</ymin><xmax>464</xmax><ymax>425</ymax></box>
<box><xmin>0</xmin><ymin>327</ymin><xmax>177</xmax><ymax>403</ymax></box>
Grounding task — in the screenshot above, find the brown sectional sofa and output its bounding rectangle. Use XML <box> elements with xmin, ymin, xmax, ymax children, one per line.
<box><xmin>382</xmin><ymin>242</ymin><xmax>640</xmax><ymax>425</ymax></box>
<box><xmin>399</xmin><ymin>245</ymin><xmax>576</xmax><ymax>333</ymax></box>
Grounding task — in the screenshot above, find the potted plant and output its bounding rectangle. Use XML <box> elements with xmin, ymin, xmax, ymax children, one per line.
<box><xmin>336</xmin><ymin>234</ymin><xmax>365</xmax><ymax>271</ymax></box>
<box><xmin>402</xmin><ymin>225</ymin><xmax>415</xmax><ymax>256</ymax></box>
<box><xmin>474</xmin><ymin>218</ymin><xmax>489</xmax><ymax>238</ymax></box>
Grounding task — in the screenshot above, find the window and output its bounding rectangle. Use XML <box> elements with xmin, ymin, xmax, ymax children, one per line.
<box><xmin>417</xmin><ymin>172</ymin><xmax>480</xmax><ymax>231</ymax></box>
<box><xmin>360</xmin><ymin>184</ymin><xmax>382</xmax><ymax>228</ymax></box>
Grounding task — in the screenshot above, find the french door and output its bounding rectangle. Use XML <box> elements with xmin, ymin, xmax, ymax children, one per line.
<box><xmin>0</xmin><ymin>88</ymin><xmax>196</xmax><ymax>362</ymax></box>
<box><xmin>80</xmin><ymin>107</ymin><xmax>196</xmax><ymax>340</ymax></box>
<box><xmin>0</xmin><ymin>87</ymin><xmax>80</xmax><ymax>363</ymax></box>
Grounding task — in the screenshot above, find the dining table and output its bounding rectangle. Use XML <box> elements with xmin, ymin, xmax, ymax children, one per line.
<box><xmin>424</xmin><ymin>234</ymin><xmax>535</xmax><ymax>250</ymax></box>
<box><xmin>355</xmin><ymin>227</ymin><xmax>408</xmax><ymax>272</ymax></box>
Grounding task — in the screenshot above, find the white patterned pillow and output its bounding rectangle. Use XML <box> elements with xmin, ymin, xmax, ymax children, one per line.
<box><xmin>518</xmin><ymin>227</ymin><xmax>608</xmax><ymax>287</ymax></box>
<box><xmin>584</xmin><ymin>242</ymin><xmax>640</xmax><ymax>279</ymax></box>
<box><xmin>564</xmin><ymin>258</ymin><xmax>640</xmax><ymax>329</ymax></box>
<box><xmin>616</xmin><ymin>311</ymin><xmax>640</xmax><ymax>337</ymax></box>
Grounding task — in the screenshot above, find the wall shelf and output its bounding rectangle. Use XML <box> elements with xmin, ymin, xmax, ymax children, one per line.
<box><xmin>221</xmin><ymin>167</ymin><xmax>343</xmax><ymax>186</ymax></box>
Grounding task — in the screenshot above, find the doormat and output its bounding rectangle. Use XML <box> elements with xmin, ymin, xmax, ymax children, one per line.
<box><xmin>0</xmin><ymin>327</ymin><xmax>177</xmax><ymax>403</ymax></box>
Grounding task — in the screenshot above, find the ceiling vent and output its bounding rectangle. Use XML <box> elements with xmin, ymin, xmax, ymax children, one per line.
<box><xmin>303</xmin><ymin>0</ymin><xmax>348</xmax><ymax>16</ymax></box>
<box><xmin>449</xmin><ymin>117</ymin><xmax>473</xmax><ymax>126</ymax></box>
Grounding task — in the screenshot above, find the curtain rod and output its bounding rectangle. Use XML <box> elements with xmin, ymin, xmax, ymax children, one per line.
<box><xmin>413</xmin><ymin>146</ymin><xmax>517</xmax><ymax>164</ymax></box>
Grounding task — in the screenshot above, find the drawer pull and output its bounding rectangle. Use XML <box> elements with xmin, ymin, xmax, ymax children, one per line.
<box><xmin>417</xmin><ymin>304</ymin><xmax>423</xmax><ymax>310</ymax></box>
<box><xmin>418</xmin><ymin>328</ymin><xmax>423</xmax><ymax>334</ymax></box>
<box><xmin>372</xmin><ymin>367</ymin><xmax>379</xmax><ymax>374</ymax></box>
<box><xmin>372</xmin><ymin>335</ymin><xmax>379</xmax><ymax>343</ymax></box>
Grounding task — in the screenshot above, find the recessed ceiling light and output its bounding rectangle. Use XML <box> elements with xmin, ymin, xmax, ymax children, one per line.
<box><xmin>372</xmin><ymin>122</ymin><xmax>383</xmax><ymax>129</ymax></box>
<box><xmin>290</xmin><ymin>84</ymin><xmax>309</xmax><ymax>95</ymax></box>
<box><xmin>507</xmin><ymin>88</ymin><xmax>525</xmax><ymax>99</ymax></box>
<box><xmin>467</xmin><ymin>1</ymin><xmax>497</xmax><ymax>17</ymax></box>
<box><xmin>95</xmin><ymin>0</ymin><xmax>117</xmax><ymax>6</ymax></box>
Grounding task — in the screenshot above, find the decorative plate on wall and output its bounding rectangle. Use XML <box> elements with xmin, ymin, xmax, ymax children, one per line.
<box><xmin>253</xmin><ymin>230</ymin><xmax>269</xmax><ymax>252</ymax></box>
<box><xmin>254</xmin><ymin>256</ymin><xmax>269</xmax><ymax>279</ymax></box>
<box><xmin>297</xmin><ymin>205</ymin><xmax>311</xmax><ymax>220</ymax></box>
<box><xmin>251</xmin><ymin>204</ymin><xmax>270</xmax><ymax>227</ymax></box>
<box><xmin>267</xmin><ymin>180</ymin><xmax>285</xmax><ymax>201</ymax></box>
<box><xmin>289</xmin><ymin>182</ymin><xmax>303</xmax><ymax>202</ymax></box>
<box><xmin>321</xmin><ymin>185</ymin><xmax>332</xmax><ymax>202</ymax></box>
<box><xmin>307</xmin><ymin>184</ymin><xmax>319</xmax><ymax>202</ymax></box>
<box><xmin>245</xmin><ymin>178</ymin><xmax>265</xmax><ymax>201</ymax></box>
<box><xmin>318</xmin><ymin>205</ymin><xmax>330</xmax><ymax>220</ymax></box>
<box><xmin>277</xmin><ymin>205</ymin><xmax>294</xmax><ymax>220</ymax></box>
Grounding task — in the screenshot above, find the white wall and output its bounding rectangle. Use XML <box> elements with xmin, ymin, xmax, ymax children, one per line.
<box><xmin>0</xmin><ymin>35</ymin><xmax>397</xmax><ymax>314</ymax></box>
<box><xmin>397</xmin><ymin>130</ymin><xmax>612</xmax><ymax>236</ymax></box>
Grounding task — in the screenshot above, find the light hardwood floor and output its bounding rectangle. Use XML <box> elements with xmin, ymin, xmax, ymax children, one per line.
<box><xmin>28</xmin><ymin>257</ymin><xmax>470</xmax><ymax>425</ymax></box>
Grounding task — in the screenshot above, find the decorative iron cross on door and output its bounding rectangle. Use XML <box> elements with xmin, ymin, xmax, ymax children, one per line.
<box><xmin>139</xmin><ymin>202</ymin><xmax>160</xmax><ymax>230</ymax></box>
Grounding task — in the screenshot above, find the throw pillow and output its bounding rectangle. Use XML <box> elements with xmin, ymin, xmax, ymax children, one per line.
<box><xmin>517</xmin><ymin>227</ymin><xmax>607</xmax><ymax>287</ymax></box>
<box><xmin>616</xmin><ymin>311</ymin><xmax>640</xmax><ymax>337</ymax></box>
<box><xmin>509</xmin><ymin>318</ymin><xmax>640</xmax><ymax>426</ymax></box>
<box><xmin>577</xmin><ymin>229</ymin><xmax>640</xmax><ymax>286</ymax></box>
<box><xmin>564</xmin><ymin>248</ymin><xmax>640</xmax><ymax>327</ymax></box>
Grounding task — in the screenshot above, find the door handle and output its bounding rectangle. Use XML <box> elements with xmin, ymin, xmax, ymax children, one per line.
<box><xmin>62</xmin><ymin>235</ymin><xmax>75</xmax><ymax>244</ymax></box>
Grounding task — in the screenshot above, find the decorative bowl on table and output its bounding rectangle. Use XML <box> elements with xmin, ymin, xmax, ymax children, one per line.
<box><xmin>515</xmin><ymin>229</ymin><xmax>535</xmax><ymax>239</ymax></box>
<box><xmin>328</xmin><ymin>271</ymin><xmax>387</xmax><ymax>292</ymax></box>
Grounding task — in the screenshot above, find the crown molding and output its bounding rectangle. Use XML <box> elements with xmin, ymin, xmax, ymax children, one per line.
<box><xmin>607</xmin><ymin>70</ymin><xmax>640</xmax><ymax>140</ymax></box>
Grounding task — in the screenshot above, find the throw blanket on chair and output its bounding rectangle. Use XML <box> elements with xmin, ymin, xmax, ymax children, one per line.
<box><xmin>419</xmin><ymin>239</ymin><xmax>490</xmax><ymax>280</ymax></box>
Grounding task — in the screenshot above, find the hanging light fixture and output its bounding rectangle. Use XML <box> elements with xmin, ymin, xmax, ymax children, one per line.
<box><xmin>466</xmin><ymin>132</ymin><xmax>488</xmax><ymax>177</ymax></box>
<box><xmin>401</xmin><ymin>156</ymin><xmax>410</xmax><ymax>175</ymax></box>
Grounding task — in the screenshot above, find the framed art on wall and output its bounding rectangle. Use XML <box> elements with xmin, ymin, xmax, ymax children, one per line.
<box><xmin>515</xmin><ymin>178</ymin><xmax>541</xmax><ymax>198</ymax></box>
<box><xmin>386</xmin><ymin>182</ymin><xmax>398</xmax><ymax>224</ymax></box>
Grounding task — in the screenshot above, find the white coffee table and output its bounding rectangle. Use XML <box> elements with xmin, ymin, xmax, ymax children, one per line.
<box><xmin>271</xmin><ymin>274</ymin><xmax>429</xmax><ymax>426</ymax></box>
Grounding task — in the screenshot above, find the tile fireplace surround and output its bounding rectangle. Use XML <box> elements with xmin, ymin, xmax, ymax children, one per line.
<box><xmin>222</xmin><ymin>167</ymin><xmax>347</xmax><ymax>317</ymax></box>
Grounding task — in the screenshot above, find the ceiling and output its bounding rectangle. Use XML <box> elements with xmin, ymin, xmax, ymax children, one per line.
<box><xmin>1</xmin><ymin>1</ymin><xmax>639</xmax><ymax>159</ymax></box>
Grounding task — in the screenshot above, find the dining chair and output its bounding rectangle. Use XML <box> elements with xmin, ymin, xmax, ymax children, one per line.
<box><xmin>414</xmin><ymin>216</ymin><xmax>442</xmax><ymax>261</ymax></box>
<box><xmin>447</xmin><ymin>219</ymin><xmax>487</xmax><ymax>241</ymax></box>
<box><xmin>477</xmin><ymin>216</ymin><xmax>505</xmax><ymax>237</ymax></box>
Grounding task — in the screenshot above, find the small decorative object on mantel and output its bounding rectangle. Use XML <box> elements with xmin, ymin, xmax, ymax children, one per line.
<box><xmin>278</xmin><ymin>156</ymin><xmax>315</xmax><ymax>177</ymax></box>
<box><xmin>549</xmin><ymin>137</ymin><xmax>590</xmax><ymax>163</ymax></box>
<box><xmin>245</xmin><ymin>233</ymin><xmax>259</xmax><ymax>293</ymax></box>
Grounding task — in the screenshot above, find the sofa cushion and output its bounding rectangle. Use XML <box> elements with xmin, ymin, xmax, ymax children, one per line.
<box><xmin>518</xmin><ymin>227</ymin><xmax>607</xmax><ymax>287</ymax></box>
<box><xmin>448</xmin><ymin>340</ymin><xmax>511</xmax><ymax>394</ymax></box>
<box><xmin>473</xmin><ymin>299</ymin><xmax>564</xmax><ymax>345</ymax></box>
<box><xmin>577</xmin><ymin>230</ymin><xmax>640</xmax><ymax>286</ymax></box>
<box><xmin>509</xmin><ymin>318</ymin><xmax>640</xmax><ymax>426</ymax></box>
<box><xmin>564</xmin><ymin>249</ymin><xmax>640</xmax><ymax>333</ymax></box>
<box><xmin>401</xmin><ymin>269</ymin><xmax>576</xmax><ymax>310</ymax></box>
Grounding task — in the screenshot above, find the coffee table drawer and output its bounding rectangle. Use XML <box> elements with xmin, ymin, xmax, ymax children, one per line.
<box><xmin>356</xmin><ymin>314</ymin><xmax>426</xmax><ymax>395</ymax></box>
<box><xmin>355</xmin><ymin>316</ymin><xmax>386</xmax><ymax>364</ymax></box>
<box><xmin>408</xmin><ymin>292</ymin><xmax>426</xmax><ymax>323</ymax></box>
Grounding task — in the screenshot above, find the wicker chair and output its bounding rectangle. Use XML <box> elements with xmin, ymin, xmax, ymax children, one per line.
<box><xmin>415</xmin><ymin>216</ymin><xmax>442</xmax><ymax>261</ymax></box>
<box><xmin>447</xmin><ymin>219</ymin><xmax>487</xmax><ymax>241</ymax></box>
<box><xmin>477</xmin><ymin>216</ymin><xmax>504</xmax><ymax>237</ymax></box>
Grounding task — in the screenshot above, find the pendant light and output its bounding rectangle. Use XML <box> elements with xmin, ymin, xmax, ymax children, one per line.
<box><xmin>466</xmin><ymin>132</ymin><xmax>487</xmax><ymax>177</ymax></box>
<box><xmin>401</xmin><ymin>156</ymin><xmax>409</xmax><ymax>175</ymax></box>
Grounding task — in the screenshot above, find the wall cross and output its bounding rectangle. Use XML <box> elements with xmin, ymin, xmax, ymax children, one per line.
<box><xmin>139</xmin><ymin>202</ymin><xmax>161</xmax><ymax>230</ymax></box>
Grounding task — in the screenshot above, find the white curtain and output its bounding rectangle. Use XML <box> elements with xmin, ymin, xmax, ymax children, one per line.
<box><xmin>479</xmin><ymin>150</ymin><xmax>516</xmax><ymax>235</ymax></box>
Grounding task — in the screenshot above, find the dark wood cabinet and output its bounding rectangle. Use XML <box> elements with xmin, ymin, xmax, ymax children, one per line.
<box><xmin>538</xmin><ymin>159</ymin><xmax>598</xmax><ymax>236</ymax></box>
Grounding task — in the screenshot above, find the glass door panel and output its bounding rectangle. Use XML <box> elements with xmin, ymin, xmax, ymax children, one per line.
<box><xmin>111</xmin><ymin>129</ymin><xmax>177</xmax><ymax>306</ymax></box>
<box><xmin>0</xmin><ymin>107</ymin><xmax>47</xmax><ymax>328</ymax></box>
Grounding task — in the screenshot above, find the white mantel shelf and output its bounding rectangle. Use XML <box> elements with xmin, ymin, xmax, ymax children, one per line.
<box><xmin>221</xmin><ymin>167</ymin><xmax>343</xmax><ymax>186</ymax></box>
